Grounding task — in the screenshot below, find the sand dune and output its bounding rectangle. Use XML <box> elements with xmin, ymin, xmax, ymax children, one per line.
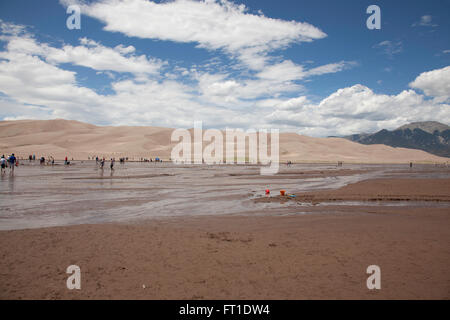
<box><xmin>0</xmin><ymin>119</ymin><xmax>448</xmax><ymax>163</ymax></box>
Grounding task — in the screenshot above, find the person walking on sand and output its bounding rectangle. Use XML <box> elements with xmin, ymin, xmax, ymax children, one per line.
<box><xmin>100</xmin><ymin>158</ymin><xmax>105</xmax><ymax>169</ymax></box>
<box><xmin>110</xmin><ymin>158</ymin><xmax>115</xmax><ymax>170</ymax></box>
<box><xmin>9</xmin><ymin>153</ymin><xmax>16</xmax><ymax>173</ymax></box>
<box><xmin>0</xmin><ymin>155</ymin><xmax>6</xmax><ymax>174</ymax></box>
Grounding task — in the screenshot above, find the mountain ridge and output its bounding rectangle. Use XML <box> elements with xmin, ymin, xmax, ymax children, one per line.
<box><xmin>344</xmin><ymin>121</ymin><xmax>450</xmax><ymax>158</ymax></box>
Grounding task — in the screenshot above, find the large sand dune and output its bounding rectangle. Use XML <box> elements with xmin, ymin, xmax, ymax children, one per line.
<box><xmin>0</xmin><ymin>119</ymin><xmax>448</xmax><ymax>163</ymax></box>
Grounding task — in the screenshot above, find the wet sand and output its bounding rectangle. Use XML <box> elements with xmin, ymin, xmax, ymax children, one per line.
<box><xmin>0</xmin><ymin>164</ymin><xmax>449</xmax><ymax>299</ymax></box>
<box><xmin>0</xmin><ymin>208</ymin><xmax>449</xmax><ymax>299</ymax></box>
<box><xmin>257</xmin><ymin>178</ymin><xmax>450</xmax><ymax>203</ymax></box>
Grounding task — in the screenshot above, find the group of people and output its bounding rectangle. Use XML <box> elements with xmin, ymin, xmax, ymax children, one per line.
<box><xmin>95</xmin><ymin>157</ymin><xmax>115</xmax><ymax>170</ymax></box>
<box><xmin>28</xmin><ymin>154</ymin><xmax>56</xmax><ymax>166</ymax></box>
<box><xmin>92</xmin><ymin>155</ymin><xmax>161</xmax><ymax>169</ymax></box>
<box><xmin>90</xmin><ymin>155</ymin><xmax>162</xmax><ymax>163</ymax></box>
<box><xmin>1</xmin><ymin>154</ymin><xmax>17</xmax><ymax>174</ymax></box>
<box><xmin>139</xmin><ymin>157</ymin><xmax>162</xmax><ymax>162</ymax></box>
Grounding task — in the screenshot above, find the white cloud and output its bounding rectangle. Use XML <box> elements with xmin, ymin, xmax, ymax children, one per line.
<box><xmin>193</xmin><ymin>59</ymin><xmax>356</xmax><ymax>106</ymax></box>
<box><xmin>0</xmin><ymin>19</ymin><xmax>27</xmax><ymax>37</ymax></box>
<box><xmin>48</xmin><ymin>39</ymin><xmax>165</xmax><ymax>75</ymax></box>
<box><xmin>412</xmin><ymin>15</ymin><xmax>438</xmax><ymax>27</ymax></box>
<box><xmin>373</xmin><ymin>40</ymin><xmax>403</xmax><ymax>58</ymax></box>
<box><xmin>0</xmin><ymin>21</ymin><xmax>346</xmax><ymax>130</ymax></box>
<box><xmin>305</xmin><ymin>61</ymin><xmax>357</xmax><ymax>77</ymax></box>
<box><xmin>265</xmin><ymin>84</ymin><xmax>450</xmax><ymax>136</ymax></box>
<box><xmin>60</xmin><ymin>0</ymin><xmax>326</xmax><ymax>70</ymax></box>
<box><xmin>409</xmin><ymin>66</ymin><xmax>450</xmax><ymax>103</ymax></box>
<box><xmin>1</xmin><ymin>19</ymin><xmax>447</xmax><ymax>138</ymax></box>
<box><xmin>4</xmin><ymin>35</ymin><xmax>165</xmax><ymax>75</ymax></box>
<box><xmin>256</xmin><ymin>60</ymin><xmax>306</xmax><ymax>81</ymax></box>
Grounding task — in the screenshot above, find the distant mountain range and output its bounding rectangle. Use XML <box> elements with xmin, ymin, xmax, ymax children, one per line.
<box><xmin>344</xmin><ymin>121</ymin><xmax>450</xmax><ymax>158</ymax></box>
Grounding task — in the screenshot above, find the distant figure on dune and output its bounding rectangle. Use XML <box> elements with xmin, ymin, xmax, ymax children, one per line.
<box><xmin>0</xmin><ymin>155</ymin><xmax>6</xmax><ymax>174</ymax></box>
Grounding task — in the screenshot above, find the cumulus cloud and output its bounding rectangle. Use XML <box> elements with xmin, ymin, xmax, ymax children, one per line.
<box><xmin>409</xmin><ymin>66</ymin><xmax>450</xmax><ymax>103</ymax></box>
<box><xmin>265</xmin><ymin>84</ymin><xmax>450</xmax><ymax>136</ymax></box>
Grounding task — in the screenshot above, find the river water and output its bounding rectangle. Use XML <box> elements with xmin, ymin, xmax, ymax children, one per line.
<box><xmin>0</xmin><ymin>161</ymin><xmax>447</xmax><ymax>230</ymax></box>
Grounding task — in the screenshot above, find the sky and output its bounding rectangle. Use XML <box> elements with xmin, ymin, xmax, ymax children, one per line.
<box><xmin>0</xmin><ymin>0</ymin><xmax>449</xmax><ymax>137</ymax></box>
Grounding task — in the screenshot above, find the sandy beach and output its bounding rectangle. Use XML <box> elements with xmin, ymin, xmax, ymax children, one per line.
<box><xmin>0</xmin><ymin>163</ymin><xmax>449</xmax><ymax>299</ymax></box>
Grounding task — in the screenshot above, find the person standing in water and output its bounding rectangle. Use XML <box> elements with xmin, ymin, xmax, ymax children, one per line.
<box><xmin>9</xmin><ymin>153</ymin><xmax>16</xmax><ymax>173</ymax></box>
<box><xmin>0</xmin><ymin>155</ymin><xmax>6</xmax><ymax>174</ymax></box>
<box><xmin>110</xmin><ymin>158</ymin><xmax>115</xmax><ymax>170</ymax></box>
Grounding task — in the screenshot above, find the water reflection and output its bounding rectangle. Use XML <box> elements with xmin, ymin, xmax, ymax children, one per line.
<box><xmin>8</xmin><ymin>174</ymin><xmax>15</xmax><ymax>192</ymax></box>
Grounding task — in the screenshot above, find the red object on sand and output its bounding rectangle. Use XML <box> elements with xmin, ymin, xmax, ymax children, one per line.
<box><xmin>265</xmin><ymin>189</ymin><xmax>270</xmax><ymax>194</ymax></box>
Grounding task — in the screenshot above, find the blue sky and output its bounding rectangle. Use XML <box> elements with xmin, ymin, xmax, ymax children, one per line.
<box><xmin>0</xmin><ymin>0</ymin><xmax>449</xmax><ymax>136</ymax></box>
